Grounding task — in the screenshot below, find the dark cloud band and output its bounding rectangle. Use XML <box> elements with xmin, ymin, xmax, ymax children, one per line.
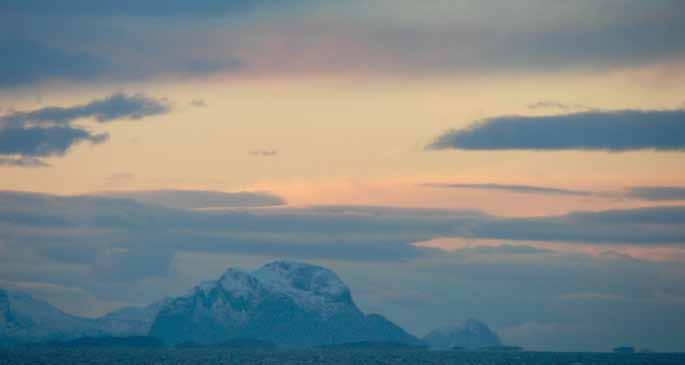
<box><xmin>422</xmin><ymin>183</ymin><xmax>593</xmax><ymax>197</ymax></box>
<box><xmin>0</xmin><ymin>39</ymin><xmax>106</xmax><ymax>87</ymax></box>
<box><xmin>423</xmin><ymin>182</ymin><xmax>685</xmax><ymax>203</ymax></box>
<box><xmin>0</xmin><ymin>126</ymin><xmax>107</xmax><ymax>157</ymax></box>
<box><xmin>428</xmin><ymin>110</ymin><xmax>685</xmax><ymax>151</ymax></box>
<box><xmin>627</xmin><ymin>186</ymin><xmax>685</xmax><ymax>201</ymax></box>
<box><xmin>103</xmin><ymin>190</ymin><xmax>286</xmax><ymax>210</ymax></box>
<box><xmin>1</xmin><ymin>93</ymin><xmax>170</xmax><ymax>128</ymax></box>
<box><xmin>0</xmin><ymin>0</ymin><xmax>258</xmax><ymax>17</ymax></box>
<box><xmin>2</xmin><ymin>2</ymin><xmax>685</xmax><ymax>88</ymax></box>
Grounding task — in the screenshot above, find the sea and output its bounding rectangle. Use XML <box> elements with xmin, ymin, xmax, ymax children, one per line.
<box><xmin>0</xmin><ymin>348</ymin><xmax>683</xmax><ymax>365</ymax></box>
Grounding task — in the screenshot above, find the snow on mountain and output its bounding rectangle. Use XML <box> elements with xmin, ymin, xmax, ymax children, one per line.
<box><xmin>423</xmin><ymin>318</ymin><xmax>501</xmax><ymax>350</ymax></box>
<box><xmin>217</xmin><ymin>268</ymin><xmax>264</xmax><ymax>300</ymax></box>
<box><xmin>0</xmin><ymin>288</ymin><xmax>171</xmax><ymax>344</ymax></box>
<box><xmin>1</xmin><ymin>261</ymin><xmax>425</xmax><ymax>347</ymax></box>
<box><xmin>149</xmin><ymin>261</ymin><xmax>420</xmax><ymax>347</ymax></box>
<box><xmin>0</xmin><ymin>289</ymin><xmax>100</xmax><ymax>344</ymax></box>
<box><xmin>95</xmin><ymin>298</ymin><xmax>170</xmax><ymax>336</ymax></box>
<box><xmin>253</xmin><ymin>261</ymin><xmax>353</xmax><ymax>317</ymax></box>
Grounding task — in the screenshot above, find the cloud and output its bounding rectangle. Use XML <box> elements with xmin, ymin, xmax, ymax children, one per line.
<box><xmin>228</xmin><ymin>1</ymin><xmax>685</xmax><ymax>76</ymax></box>
<box><xmin>227</xmin><ymin>1</ymin><xmax>685</xmax><ymax>77</ymax></box>
<box><xmin>93</xmin><ymin>246</ymin><xmax>175</xmax><ymax>283</ymax></box>
<box><xmin>455</xmin><ymin>244</ymin><xmax>551</xmax><ymax>255</ymax></box>
<box><xmin>0</xmin><ymin>0</ymin><xmax>261</xmax><ymax>17</ymax></box>
<box><xmin>0</xmin><ymin>190</ymin><xmax>682</xmax><ymax>298</ymax></box>
<box><xmin>0</xmin><ymin>126</ymin><xmax>108</xmax><ymax>157</ymax></box>
<box><xmin>0</xmin><ymin>192</ymin><xmax>475</xmax><ymax>276</ymax></box>
<box><xmin>102</xmin><ymin>190</ymin><xmax>286</xmax><ymax>209</ymax></box>
<box><xmin>2</xmin><ymin>2</ymin><xmax>685</xmax><ymax>87</ymax></box>
<box><xmin>0</xmin><ymin>34</ymin><xmax>242</xmax><ymax>87</ymax></box>
<box><xmin>249</xmin><ymin>149</ymin><xmax>278</xmax><ymax>157</ymax></box>
<box><xmin>474</xmin><ymin>206</ymin><xmax>685</xmax><ymax>245</ymax></box>
<box><xmin>428</xmin><ymin>109</ymin><xmax>685</xmax><ymax>151</ymax></box>
<box><xmin>0</xmin><ymin>1</ymin><xmax>262</xmax><ymax>87</ymax></box>
<box><xmin>0</xmin><ymin>156</ymin><xmax>50</xmax><ymax>168</ymax></box>
<box><xmin>627</xmin><ymin>186</ymin><xmax>685</xmax><ymax>201</ymax></box>
<box><xmin>0</xmin><ymin>93</ymin><xmax>169</xmax><ymax>165</ymax></box>
<box><xmin>424</xmin><ymin>182</ymin><xmax>685</xmax><ymax>203</ymax></box>
<box><xmin>0</xmin><ymin>191</ymin><xmax>682</xmax><ymax>279</ymax></box>
<box><xmin>0</xmin><ymin>39</ymin><xmax>106</xmax><ymax>87</ymax></box>
<box><xmin>527</xmin><ymin>101</ymin><xmax>594</xmax><ymax>112</ymax></box>
<box><xmin>422</xmin><ymin>183</ymin><xmax>593</xmax><ymax>197</ymax></box>
<box><xmin>0</xmin><ymin>24</ymin><xmax>245</xmax><ymax>89</ymax></box>
<box><xmin>1</xmin><ymin>93</ymin><xmax>170</xmax><ymax>128</ymax></box>
<box><xmin>1</xmin><ymin>191</ymin><xmax>685</xmax><ymax>350</ymax></box>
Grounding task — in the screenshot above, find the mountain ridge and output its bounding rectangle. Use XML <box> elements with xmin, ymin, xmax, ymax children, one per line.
<box><xmin>423</xmin><ymin>318</ymin><xmax>501</xmax><ymax>350</ymax></box>
<box><xmin>0</xmin><ymin>288</ymin><xmax>101</xmax><ymax>344</ymax></box>
<box><xmin>149</xmin><ymin>261</ymin><xmax>421</xmax><ymax>347</ymax></box>
<box><xmin>1</xmin><ymin>261</ymin><xmax>422</xmax><ymax>348</ymax></box>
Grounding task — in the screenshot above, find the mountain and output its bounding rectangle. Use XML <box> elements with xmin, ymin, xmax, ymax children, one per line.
<box><xmin>319</xmin><ymin>341</ymin><xmax>427</xmax><ymax>351</ymax></box>
<box><xmin>0</xmin><ymin>288</ymin><xmax>168</xmax><ymax>345</ymax></box>
<box><xmin>174</xmin><ymin>338</ymin><xmax>277</xmax><ymax>350</ymax></box>
<box><xmin>1</xmin><ymin>261</ymin><xmax>422</xmax><ymax>347</ymax></box>
<box><xmin>96</xmin><ymin>299</ymin><xmax>170</xmax><ymax>336</ymax></box>
<box><xmin>34</xmin><ymin>336</ymin><xmax>165</xmax><ymax>348</ymax></box>
<box><xmin>423</xmin><ymin>318</ymin><xmax>501</xmax><ymax>350</ymax></box>
<box><xmin>149</xmin><ymin>261</ymin><xmax>421</xmax><ymax>347</ymax></box>
<box><xmin>0</xmin><ymin>289</ymin><xmax>100</xmax><ymax>344</ymax></box>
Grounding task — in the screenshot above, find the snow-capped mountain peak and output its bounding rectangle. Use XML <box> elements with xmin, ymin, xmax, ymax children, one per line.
<box><xmin>0</xmin><ymin>288</ymin><xmax>100</xmax><ymax>344</ymax></box>
<box><xmin>423</xmin><ymin>318</ymin><xmax>501</xmax><ymax>350</ymax></box>
<box><xmin>218</xmin><ymin>268</ymin><xmax>263</xmax><ymax>299</ymax></box>
<box><xmin>149</xmin><ymin>261</ymin><xmax>420</xmax><ymax>346</ymax></box>
<box><xmin>254</xmin><ymin>261</ymin><xmax>351</xmax><ymax>305</ymax></box>
<box><xmin>174</xmin><ymin>262</ymin><xmax>353</xmax><ymax>319</ymax></box>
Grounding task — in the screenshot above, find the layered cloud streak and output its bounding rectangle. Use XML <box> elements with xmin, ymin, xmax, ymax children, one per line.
<box><xmin>1</xmin><ymin>191</ymin><xmax>683</xmax><ymax>285</ymax></box>
<box><xmin>429</xmin><ymin>109</ymin><xmax>685</xmax><ymax>151</ymax></box>
<box><xmin>0</xmin><ymin>93</ymin><xmax>169</xmax><ymax>166</ymax></box>
<box><xmin>424</xmin><ymin>183</ymin><xmax>685</xmax><ymax>202</ymax></box>
<box><xmin>1</xmin><ymin>191</ymin><xmax>684</xmax><ymax>350</ymax></box>
<box><xmin>2</xmin><ymin>1</ymin><xmax>684</xmax><ymax>86</ymax></box>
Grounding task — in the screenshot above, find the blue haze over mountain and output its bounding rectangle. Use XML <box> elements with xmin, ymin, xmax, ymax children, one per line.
<box><xmin>423</xmin><ymin>319</ymin><xmax>501</xmax><ymax>350</ymax></box>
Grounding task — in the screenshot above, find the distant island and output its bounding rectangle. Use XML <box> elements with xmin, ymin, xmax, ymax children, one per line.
<box><xmin>479</xmin><ymin>345</ymin><xmax>523</xmax><ymax>352</ymax></box>
<box><xmin>174</xmin><ymin>339</ymin><xmax>277</xmax><ymax>350</ymax></box>
<box><xmin>24</xmin><ymin>336</ymin><xmax>164</xmax><ymax>348</ymax></box>
<box><xmin>423</xmin><ymin>318</ymin><xmax>501</xmax><ymax>350</ymax></box>
<box><xmin>318</xmin><ymin>341</ymin><xmax>427</xmax><ymax>351</ymax></box>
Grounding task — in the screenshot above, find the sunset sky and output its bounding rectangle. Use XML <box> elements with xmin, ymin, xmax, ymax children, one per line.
<box><xmin>1</xmin><ymin>0</ymin><xmax>684</xmax><ymax>352</ymax></box>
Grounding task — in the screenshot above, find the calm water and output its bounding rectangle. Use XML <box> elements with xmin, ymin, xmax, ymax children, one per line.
<box><xmin>1</xmin><ymin>349</ymin><xmax>684</xmax><ymax>365</ymax></box>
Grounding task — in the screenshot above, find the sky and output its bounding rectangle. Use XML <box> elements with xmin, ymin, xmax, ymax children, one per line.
<box><xmin>1</xmin><ymin>0</ymin><xmax>685</xmax><ymax>352</ymax></box>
